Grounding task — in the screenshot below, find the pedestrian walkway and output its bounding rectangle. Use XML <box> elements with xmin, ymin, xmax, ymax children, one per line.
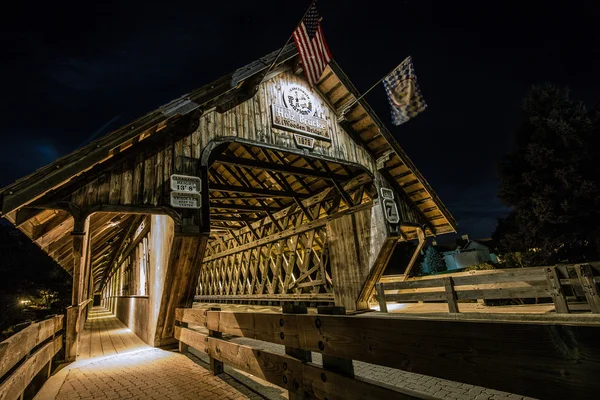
<box><xmin>35</xmin><ymin>307</ymin><xmax>264</xmax><ymax>400</ymax></box>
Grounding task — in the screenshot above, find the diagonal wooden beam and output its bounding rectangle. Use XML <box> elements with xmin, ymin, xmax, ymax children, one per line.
<box><xmin>401</xmin><ymin>226</ymin><xmax>426</xmax><ymax>280</ymax></box>
<box><xmin>320</xmin><ymin>160</ymin><xmax>355</xmax><ymax>207</ymax></box>
<box><xmin>248</xmin><ymin>145</ymin><xmax>315</xmax><ymax>195</ymax></box>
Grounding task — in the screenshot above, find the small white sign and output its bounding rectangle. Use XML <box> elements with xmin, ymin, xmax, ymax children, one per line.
<box><xmin>380</xmin><ymin>188</ymin><xmax>395</xmax><ymax>200</ymax></box>
<box><xmin>382</xmin><ymin>198</ymin><xmax>400</xmax><ymax>224</ymax></box>
<box><xmin>170</xmin><ymin>174</ymin><xmax>202</xmax><ymax>193</ymax></box>
<box><xmin>170</xmin><ymin>191</ymin><xmax>202</xmax><ymax>209</ymax></box>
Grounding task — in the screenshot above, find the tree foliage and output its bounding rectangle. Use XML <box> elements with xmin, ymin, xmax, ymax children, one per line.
<box><xmin>494</xmin><ymin>84</ymin><xmax>600</xmax><ymax>265</ymax></box>
<box><xmin>0</xmin><ymin>225</ymin><xmax>71</xmax><ymax>337</ymax></box>
<box><xmin>420</xmin><ymin>246</ymin><xmax>446</xmax><ymax>274</ymax></box>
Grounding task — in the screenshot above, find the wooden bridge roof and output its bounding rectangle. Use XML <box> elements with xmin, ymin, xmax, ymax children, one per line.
<box><xmin>0</xmin><ymin>45</ymin><xmax>456</xmax><ymax>283</ymax></box>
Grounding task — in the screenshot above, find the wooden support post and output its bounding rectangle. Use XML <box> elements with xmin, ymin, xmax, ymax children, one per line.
<box><xmin>65</xmin><ymin>211</ymin><xmax>90</xmax><ymax>362</ymax></box>
<box><xmin>575</xmin><ymin>263</ymin><xmax>600</xmax><ymax>313</ymax></box>
<box><xmin>443</xmin><ymin>277</ymin><xmax>459</xmax><ymax>313</ymax></box>
<box><xmin>317</xmin><ymin>306</ymin><xmax>354</xmax><ymax>378</ymax></box>
<box><xmin>545</xmin><ymin>266</ymin><xmax>569</xmax><ymax>313</ymax></box>
<box><xmin>375</xmin><ymin>283</ymin><xmax>388</xmax><ymax>313</ymax></box>
<box><xmin>208</xmin><ymin>307</ymin><xmax>224</xmax><ymax>375</ymax></box>
<box><xmin>282</xmin><ymin>303</ymin><xmax>312</xmax><ymax>400</ymax></box>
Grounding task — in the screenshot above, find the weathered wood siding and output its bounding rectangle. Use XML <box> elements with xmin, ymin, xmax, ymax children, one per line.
<box><xmin>69</xmin><ymin>71</ymin><xmax>375</xmax><ymax>211</ymax></box>
<box><xmin>200</xmin><ymin>72</ymin><xmax>376</xmax><ymax>172</ymax></box>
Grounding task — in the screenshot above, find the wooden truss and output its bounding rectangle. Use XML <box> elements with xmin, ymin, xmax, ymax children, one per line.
<box><xmin>198</xmin><ymin>159</ymin><xmax>374</xmax><ymax>300</ymax></box>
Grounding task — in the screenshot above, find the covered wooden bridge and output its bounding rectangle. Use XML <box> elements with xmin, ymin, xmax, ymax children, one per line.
<box><xmin>1</xmin><ymin>46</ymin><xmax>599</xmax><ymax>400</ymax></box>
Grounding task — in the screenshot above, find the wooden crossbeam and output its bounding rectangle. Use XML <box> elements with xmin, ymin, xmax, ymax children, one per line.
<box><xmin>215</xmin><ymin>155</ymin><xmax>347</xmax><ymax>181</ymax></box>
<box><xmin>209</xmin><ymin>184</ymin><xmax>304</xmax><ymax>198</ymax></box>
<box><xmin>209</xmin><ymin>203</ymin><xmax>281</xmax><ymax>212</ymax></box>
<box><xmin>14</xmin><ymin>207</ymin><xmax>44</xmax><ymax>227</ymax></box>
<box><xmin>320</xmin><ymin>160</ymin><xmax>355</xmax><ymax>207</ymax></box>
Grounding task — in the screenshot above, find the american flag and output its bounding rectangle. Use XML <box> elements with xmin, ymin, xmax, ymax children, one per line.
<box><xmin>292</xmin><ymin>2</ymin><xmax>332</xmax><ymax>86</ymax></box>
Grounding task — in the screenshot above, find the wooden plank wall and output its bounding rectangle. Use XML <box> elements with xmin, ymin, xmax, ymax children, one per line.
<box><xmin>67</xmin><ymin>71</ymin><xmax>376</xmax><ymax>217</ymax></box>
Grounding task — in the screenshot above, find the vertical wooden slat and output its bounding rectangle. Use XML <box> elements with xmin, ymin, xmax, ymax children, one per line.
<box><xmin>283</xmin><ymin>304</ymin><xmax>311</xmax><ymax>400</ymax></box>
<box><xmin>121</xmin><ymin>160</ymin><xmax>133</xmax><ymax>205</ymax></box>
<box><xmin>208</xmin><ymin>307</ymin><xmax>224</xmax><ymax>375</ymax></box>
<box><xmin>317</xmin><ymin>306</ymin><xmax>354</xmax><ymax>377</ymax></box>
<box><xmin>443</xmin><ymin>277</ymin><xmax>459</xmax><ymax>313</ymax></box>
<box><xmin>576</xmin><ymin>264</ymin><xmax>600</xmax><ymax>313</ymax></box>
<box><xmin>108</xmin><ymin>165</ymin><xmax>122</xmax><ymax>205</ymax></box>
<box><xmin>375</xmin><ymin>283</ymin><xmax>388</xmax><ymax>313</ymax></box>
<box><xmin>545</xmin><ymin>266</ymin><xmax>569</xmax><ymax>313</ymax></box>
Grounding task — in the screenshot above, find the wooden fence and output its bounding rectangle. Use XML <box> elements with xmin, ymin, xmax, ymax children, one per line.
<box><xmin>174</xmin><ymin>305</ymin><xmax>600</xmax><ymax>400</ymax></box>
<box><xmin>0</xmin><ymin>315</ymin><xmax>64</xmax><ymax>400</ymax></box>
<box><xmin>376</xmin><ymin>263</ymin><xmax>600</xmax><ymax>314</ymax></box>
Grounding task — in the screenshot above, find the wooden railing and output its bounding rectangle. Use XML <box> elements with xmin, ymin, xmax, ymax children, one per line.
<box><xmin>174</xmin><ymin>305</ymin><xmax>600</xmax><ymax>400</ymax></box>
<box><xmin>376</xmin><ymin>263</ymin><xmax>600</xmax><ymax>314</ymax></box>
<box><xmin>194</xmin><ymin>293</ymin><xmax>334</xmax><ymax>304</ymax></box>
<box><xmin>0</xmin><ymin>315</ymin><xmax>64</xmax><ymax>400</ymax></box>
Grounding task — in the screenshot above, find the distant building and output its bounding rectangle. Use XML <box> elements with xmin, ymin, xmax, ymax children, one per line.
<box><xmin>432</xmin><ymin>235</ymin><xmax>499</xmax><ymax>271</ymax></box>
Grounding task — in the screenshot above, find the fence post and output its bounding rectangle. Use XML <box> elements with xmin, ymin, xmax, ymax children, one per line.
<box><xmin>375</xmin><ymin>283</ymin><xmax>388</xmax><ymax>313</ymax></box>
<box><xmin>207</xmin><ymin>307</ymin><xmax>223</xmax><ymax>375</ymax></box>
<box><xmin>545</xmin><ymin>266</ymin><xmax>569</xmax><ymax>313</ymax></box>
<box><xmin>317</xmin><ymin>306</ymin><xmax>354</xmax><ymax>378</ymax></box>
<box><xmin>179</xmin><ymin>321</ymin><xmax>189</xmax><ymax>354</ymax></box>
<box><xmin>575</xmin><ymin>264</ymin><xmax>600</xmax><ymax>313</ymax></box>
<box><xmin>65</xmin><ymin>305</ymin><xmax>79</xmax><ymax>362</ymax></box>
<box><xmin>443</xmin><ymin>277</ymin><xmax>459</xmax><ymax>313</ymax></box>
<box><xmin>282</xmin><ymin>304</ymin><xmax>312</xmax><ymax>399</ymax></box>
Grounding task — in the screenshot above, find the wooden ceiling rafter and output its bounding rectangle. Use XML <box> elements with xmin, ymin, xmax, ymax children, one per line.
<box><xmin>100</xmin><ymin>216</ymin><xmax>149</xmax><ymax>289</ymax></box>
<box><xmin>91</xmin><ymin>214</ymin><xmax>140</xmax><ymax>290</ymax></box>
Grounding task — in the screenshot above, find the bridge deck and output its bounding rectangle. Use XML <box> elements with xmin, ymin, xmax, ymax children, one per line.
<box><xmin>36</xmin><ymin>307</ymin><xmax>263</xmax><ymax>400</ymax></box>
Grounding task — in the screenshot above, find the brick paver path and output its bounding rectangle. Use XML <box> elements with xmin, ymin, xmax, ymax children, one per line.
<box><xmin>55</xmin><ymin>347</ymin><xmax>262</xmax><ymax>400</ymax></box>
<box><xmin>41</xmin><ymin>308</ymin><xmax>264</xmax><ymax>400</ymax></box>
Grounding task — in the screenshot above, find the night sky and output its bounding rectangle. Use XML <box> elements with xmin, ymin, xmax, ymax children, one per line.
<box><xmin>2</xmin><ymin>1</ymin><xmax>599</xmax><ymax>239</ymax></box>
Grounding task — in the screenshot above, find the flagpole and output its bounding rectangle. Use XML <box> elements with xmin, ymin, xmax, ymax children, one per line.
<box><xmin>340</xmin><ymin>59</ymin><xmax>406</xmax><ymax>117</ymax></box>
<box><xmin>258</xmin><ymin>0</ymin><xmax>317</xmax><ymax>86</ymax></box>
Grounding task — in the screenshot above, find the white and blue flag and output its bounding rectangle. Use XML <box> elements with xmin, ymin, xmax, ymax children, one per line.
<box><xmin>383</xmin><ymin>56</ymin><xmax>427</xmax><ymax>125</ymax></box>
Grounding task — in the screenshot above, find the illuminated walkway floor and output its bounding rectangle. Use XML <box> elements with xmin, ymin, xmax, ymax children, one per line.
<box><xmin>76</xmin><ymin>308</ymin><xmax>149</xmax><ymax>360</ymax></box>
<box><xmin>36</xmin><ymin>307</ymin><xmax>264</xmax><ymax>400</ymax></box>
